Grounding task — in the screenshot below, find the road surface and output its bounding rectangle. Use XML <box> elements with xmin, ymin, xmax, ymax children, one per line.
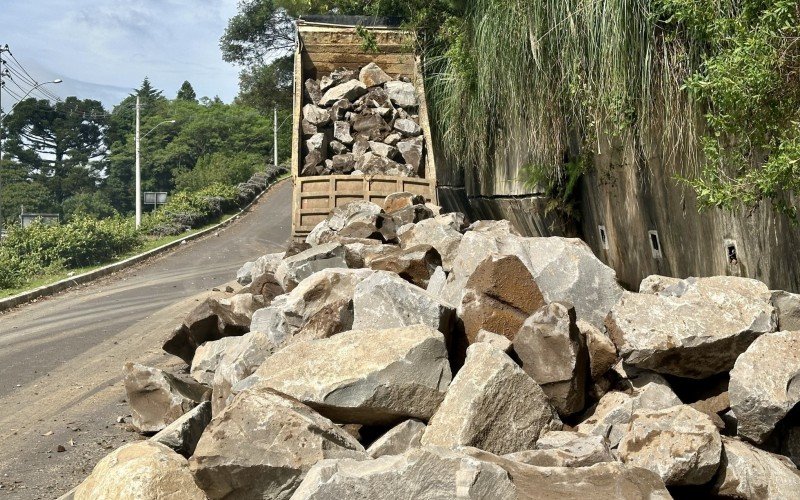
<box><xmin>0</xmin><ymin>179</ymin><xmax>292</xmax><ymax>499</ymax></box>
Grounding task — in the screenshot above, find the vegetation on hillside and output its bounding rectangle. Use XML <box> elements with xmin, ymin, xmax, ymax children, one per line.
<box><xmin>0</xmin><ymin>78</ymin><xmax>289</xmax><ymax>225</ymax></box>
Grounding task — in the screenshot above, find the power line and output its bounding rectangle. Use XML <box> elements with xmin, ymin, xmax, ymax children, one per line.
<box><xmin>1</xmin><ymin>84</ymin><xmax>24</xmax><ymax>101</ymax></box>
<box><xmin>8</xmin><ymin>51</ymin><xmax>43</xmax><ymax>88</ymax></box>
<box><xmin>4</xmin><ymin>60</ymin><xmax>37</xmax><ymax>87</ymax></box>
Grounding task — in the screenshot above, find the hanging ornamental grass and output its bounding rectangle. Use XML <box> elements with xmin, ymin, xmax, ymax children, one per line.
<box><xmin>422</xmin><ymin>0</ymin><xmax>799</xmax><ymax>217</ymax></box>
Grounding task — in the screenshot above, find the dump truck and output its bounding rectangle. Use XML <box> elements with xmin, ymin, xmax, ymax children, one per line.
<box><xmin>290</xmin><ymin>16</ymin><xmax>438</xmax><ymax>242</ymax></box>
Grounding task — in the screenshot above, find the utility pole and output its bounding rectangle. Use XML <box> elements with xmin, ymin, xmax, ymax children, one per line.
<box><xmin>273</xmin><ymin>106</ymin><xmax>278</xmax><ymax>168</ymax></box>
<box><xmin>135</xmin><ymin>95</ymin><xmax>141</xmax><ymax>229</ymax></box>
<box><xmin>0</xmin><ymin>43</ymin><xmax>8</xmax><ymax>236</ymax></box>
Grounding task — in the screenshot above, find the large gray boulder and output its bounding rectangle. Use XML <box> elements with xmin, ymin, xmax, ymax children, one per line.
<box><xmin>333</xmin><ymin>120</ymin><xmax>354</xmax><ymax>145</ymax></box>
<box><xmin>519</xmin><ymin>237</ymin><xmax>624</xmax><ymax>329</ymax></box>
<box><xmin>336</xmin><ymin>210</ymin><xmax>398</xmax><ymax>243</ymax></box>
<box><xmin>238</xmin><ymin>325</ymin><xmax>452</xmax><ymax>425</ymax></box>
<box><xmin>150</xmin><ymin>401</ymin><xmax>211</xmax><ymax>457</ymax></box>
<box><xmin>190</xmin><ymin>336</ymin><xmax>241</xmax><ymax>385</ymax></box>
<box><xmin>306</xmin><ymin>201</ymin><xmax>384</xmax><ymax>246</ymax></box>
<box><xmin>291</xmin><ymin>446</ymin><xmax>516</xmax><ymax>500</ymax></box>
<box><xmin>384</xmin><ymin>81</ymin><xmax>418</xmax><ymax>108</ymax></box>
<box><xmin>439</xmin><ymin>226</ymin><xmax>523</xmax><ymax>305</ymax></box>
<box><xmin>303</xmin><ymin>104</ymin><xmax>331</xmax><ymax>126</ymax></box>
<box><xmin>123</xmin><ymin>363</ymin><xmax>207</xmax><ymax>434</ymax></box>
<box><xmin>389</xmin><ymin>204</ymin><xmax>434</xmax><ymax>227</ymax></box>
<box><xmin>74</xmin><ymin>441</ymin><xmax>205</xmax><ymax>500</ymax></box>
<box><xmin>458</xmin><ymin>254</ymin><xmax>545</xmax><ymax>343</ymax></box>
<box><xmin>383</xmin><ymin>192</ymin><xmax>425</xmax><ymax>213</ymax></box>
<box><xmin>503</xmin><ymin>431</ymin><xmax>613</xmax><ymax>468</ymax></box>
<box><xmin>163</xmin><ymin>293</ymin><xmax>264</xmax><ymax>364</ymax></box>
<box><xmin>366</xmin><ymin>419</ymin><xmax>426</xmax><ymax>458</ymax></box>
<box><xmin>607</xmin><ymin>277</ymin><xmax>776</xmax><ymax>378</ymax></box>
<box><xmin>577</xmin><ymin>320</ymin><xmax>618</xmax><ymax>382</ymax></box>
<box><xmin>398</xmin><ymin>218</ymin><xmax>463</xmax><ymax>273</ymax></box>
<box><xmin>729</xmin><ymin>330</ymin><xmax>800</xmax><ymax>444</ymax></box>
<box><xmin>397</xmin><ymin>136</ymin><xmax>424</xmax><ymax>173</ymax></box>
<box><xmin>514</xmin><ymin>303</ymin><xmax>589</xmax><ymax>416</ymax></box>
<box><xmin>422</xmin><ymin>343</ymin><xmax>561</xmax><ymax>455</ymax></box>
<box><xmin>236</xmin><ymin>261</ymin><xmax>255</xmax><ymax>285</ymax></box>
<box><xmin>211</xmin><ymin>330</ymin><xmax>277</xmax><ymax>415</ymax></box>
<box><xmin>713</xmin><ymin>436</ymin><xmax>800</xmax><ymax>499</ymax></box>
<box><xmin>241</xmin><ymin>252</ymin><xmax>284</xmax><ymax>299</ymax></box>
<box><xmin>462</xmin><ymin>448</ymin><xmax>672</xmax><ymax>499</ymax></box>
<box><xmin>618</xmin><ymin>404</ymin><xmax>722</xmax><ymax>486</ymax></box>
<box><xmin>359</xmin><ymin>62</ymin><xmax>391</xmax><ymax>87</ymax></box>
<box><xmin>251</xmin><ymin>268</ymin><xmax>375</xmax><ymax>347</ymax></box>
<box><xmin>771</xmin><ymin>290</ymin><xmax>800</xmax><ymax>331</ymax></box>
<box><xmin>576</xmin><ymin>373</ymin><xmax>681</xmax><ymax>447</ymax></box>
<box><xmin>274</xmin><ymin>242</ymin><xmax>348</xmax><ymax>292</ymax></box>
<box><xmin>351</xmin><ymin>271</ymin><xmax>454</xmax><ymax>335</ymax></box>
<box><xmin>442</xmin><ymin>234</ymin><xmax>623</xmax><ymax>329</ymax></box>
<box><xmin>189</xmin><ymin>388</ymin><xmax>366</xmax><ymax>500</ymax></box>
<box><xmin>320</xmin><ymin>79</ymin><xmax>368</xmax><ymax>107</ymax></box>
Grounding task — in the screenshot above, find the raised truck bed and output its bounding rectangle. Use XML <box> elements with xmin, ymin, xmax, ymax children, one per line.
<box><xmin>291</xmin><ymin>17</ymin><xmax>438</xmax><ymax>242</ymax></box>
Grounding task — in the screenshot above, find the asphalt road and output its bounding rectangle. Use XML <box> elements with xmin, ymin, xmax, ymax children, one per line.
<box><xmin>0</xmin><ymin>179</ymin><xmax>292</xmax><ymax>498</ymax></box>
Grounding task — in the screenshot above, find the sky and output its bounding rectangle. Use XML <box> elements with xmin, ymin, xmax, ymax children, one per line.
<box><xmin>1</xmin><ymin>0</ymin><xmax>242</xmax><ymax>109</ymax></box>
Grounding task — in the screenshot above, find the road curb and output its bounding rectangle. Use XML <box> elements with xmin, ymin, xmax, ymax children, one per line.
<box><xmin>0</xmin><ymin>177</ymin><xmax>289</xmax><ymax>314</ymax></box>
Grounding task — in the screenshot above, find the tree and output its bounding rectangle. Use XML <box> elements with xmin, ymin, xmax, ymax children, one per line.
<box><xmin>176</xmin><ymin>81</ymin><xmax>197</xmax><ymax>102</ymax></box>
<box><xmin>62</xmin><ymin>191</ymin><xmax>118</xmax><ymax>220</ymax></box>
<box><xmin>0</xmin><ymin>158</ymin><xmax>58</xmax><ymax>225</ymax></box>
<box><xmin>234</xmin><ymin>55</ymin><xmax>293</xmax><ymax>110</ymax></box>
<box><xmin>104</xmin><ymin>78</ymin><xmax>171</xmax><ymax>212</ymax></box>
<box><xmin>136</xmin><ymin>77</ymin><xmax>165</xmax><ymax>106</ymax></box>
<box><xmin>220</xmin><ymin>0</ymin><xmax>295</xmax><ymax>66</ymax></box>
<box><xmin>3</xmin><ymin>96</ymin><xmax>108</xmax><ymax>204</ymax></box>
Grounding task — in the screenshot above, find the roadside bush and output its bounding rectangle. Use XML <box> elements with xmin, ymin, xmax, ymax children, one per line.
<box><xmin>140</xmin><ymin>183</ymin><xmax>239</xmax><ymax>236</ymax></box>
<box><xmin>0</xmin><ymin>216</ymin><xmax>142</xmax><ymax>289</ymax></box>
<box><xmin>62</xmin><ymin>192</ymin><xmax>119</xmax><ymax>221</ymax></box>
<box><xmin>174</xmin><ymin>152</ymin><xmax>262</xmax><ymax>192</ymax></box>
<box><xmin>0</xmin><ymin>247</ymin><xmax>46</xmax><ymax>289</ymax></box>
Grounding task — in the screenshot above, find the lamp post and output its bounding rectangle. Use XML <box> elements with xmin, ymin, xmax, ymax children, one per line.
<box><xmin>0</xmin><ymin>66</ymin><xmax>62</xmax><ymax>235</ymax></box>
<box><xmin>134</xmin><ymin>94</ymin><xmax>175</xmax><ymax>228</ymax></box>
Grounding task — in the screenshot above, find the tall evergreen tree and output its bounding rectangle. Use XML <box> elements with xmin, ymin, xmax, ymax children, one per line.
<box><xmin>3</xmin><ymin>96</ymin><xmax>108</xmax><ymax>204</ymax></box>
<box><xmin>176</xmin><ymin>81</ymin><xmax>197</xmax><ymax>102</ymax></box>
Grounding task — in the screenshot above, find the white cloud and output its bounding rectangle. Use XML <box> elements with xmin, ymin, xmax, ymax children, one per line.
<box><xmin>2</xmin><ymin>1</ymin><xmax>243</xmax><ymax>107</ymax></box>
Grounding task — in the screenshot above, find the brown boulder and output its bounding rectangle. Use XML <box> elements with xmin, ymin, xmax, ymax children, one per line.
<box><xmin>383</xmin><ymin>192</ymin><xmax>426</xmax><ymax>213</ymax></box>
<box><xmin>458</xmin><ymin>253</ymin><xmax>545</xmax><ymax>343</ymax></box>
<box><xmin>369</xmin><ymin>245</ymin><xmax>441</xmax><ymax>288</ymax></box>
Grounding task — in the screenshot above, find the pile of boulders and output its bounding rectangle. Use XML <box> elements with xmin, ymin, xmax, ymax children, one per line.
<box><xmin>235</xmin><ymin>164</ymin><xmax>288</xmax><ymax>206</ymax></box>
<box><xmin>70</xmin><ymin>192</ymin><xmax>800</xmax><ymax>499</ymax></box>
<box><xmin>301</xmin><ymin>64</ymin><xmax>425</xmax><ymax>178</ymax></box>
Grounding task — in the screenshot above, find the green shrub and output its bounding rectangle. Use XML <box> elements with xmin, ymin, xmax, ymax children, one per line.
<box><xmin>0</xmin><ymin>216</ymin><xmax>142</xmax><ymax>270</ymax></box>
<box><xmin>174</xmin><ymin>152</ymin><xmax>262</xmax><ymax>192</ymax></box>
<box><xmin>62</xmin><ymin>192</ymin><xmax>119</xmax><ymax>221</ymax></box>
<box><xmin>0</xmin><ymin>246</ymin><xmax>47</xmax><ymax>289</ymax></box>
<box><xmin>141</xmin><ymin>182</ymin><xmax>240</xmax><ymax>236</ymax></box>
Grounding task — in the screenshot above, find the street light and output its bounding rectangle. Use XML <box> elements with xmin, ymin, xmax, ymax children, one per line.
<box><xmin>134</xmin><ymin>94</ymin><xmax>175</xmax><ymax>228</ymax></box>
<box><xmin>0</xmin><ymin>77</ymin><xmax>63</xmax><ymax>235</ymax></box>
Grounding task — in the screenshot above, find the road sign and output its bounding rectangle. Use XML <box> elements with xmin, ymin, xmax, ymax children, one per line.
<box><xmin>143</xmin><ymin>192</ymin><xmax>168</xmax><ymax>205</ymax></box>
<box><xmin>21</xmin><ymin>213</ymin><xmax>60</xmax><ymax>228</ymax></box>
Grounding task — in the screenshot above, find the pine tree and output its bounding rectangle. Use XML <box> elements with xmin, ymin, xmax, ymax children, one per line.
<box><xmin>134</xmin><ymin>77</ymin><xmax>165</xmax><ymax>107</ymax></box>
<box><xmin>176</xmin><ymin>81</ymin><xmax>197</xmax><ymax>102</ymax></box>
